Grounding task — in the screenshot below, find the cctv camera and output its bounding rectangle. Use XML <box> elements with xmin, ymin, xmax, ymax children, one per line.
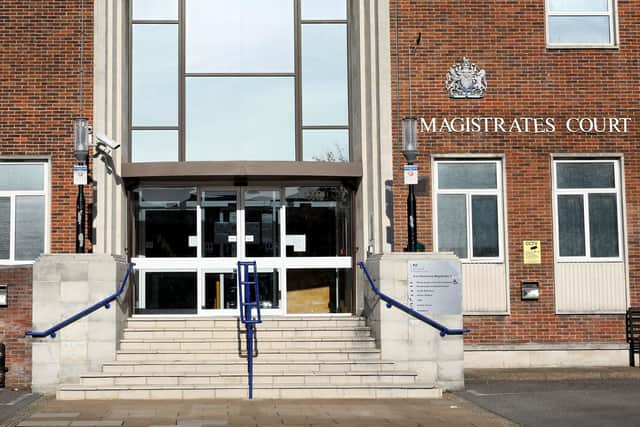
<box><xmin>95</xmin><ymin>134</ymin><xmax>120</xmax><ymax>150</ymax></box>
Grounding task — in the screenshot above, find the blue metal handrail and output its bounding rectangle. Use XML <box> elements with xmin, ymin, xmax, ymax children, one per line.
<box><xmin>358</xmin><ymin>261</ymin><xmax>469</xmax><ymax>337</ymax></box>
<box><xmin>26</xmin><ymin>263</ymin><xmax>135</xmax><ymax>339</ymax></box>
<box><xmin>237</xmin><ymin>261</ymin><xmax>262</xmax><ymax>400</ymax></box>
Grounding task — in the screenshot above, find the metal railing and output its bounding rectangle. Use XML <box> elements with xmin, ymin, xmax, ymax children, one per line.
<box><xmin>237</xmin><ymin>261</ymin><xmax>262</xmax><ymax>400</ymax></box>
<box><xmin>358</xmin><ymin>261</ymin><xmax>469</xmax><ymax>337</ymax></box>
<box><xmin>26</xmin><ymin>263</ymin><xmax>135</xmax><ymax>339</ymax></box>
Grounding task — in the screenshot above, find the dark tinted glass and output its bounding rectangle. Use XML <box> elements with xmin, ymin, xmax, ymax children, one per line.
<box><xmin>287</xmin><ymin>268</ymin><xmax>352</xmax><ymax>314</ymax></box>
<box><xmin>133</xmin><ymin>188</ymin><xmax>197</xmax><ymax>257</ymax></box>
<box><xmin>138</xmin><ymin>272</ymin><xmax>197</xmax><ymax>314</ymax></box>
<box><xmin>285</xmin><ymin>186</ymin><xmax>351</xmax><ymax>257</ymax></box>
<box><xmin>558</xmin><ymin>195</ymin><xmax>586</xmax><ymax>256</ymax></box>
<box><xmin>244</xmin><ymin>190</ymin><xmax>280</xmax><ymax>258</ymax></box>
<box><xmin>471</xmin><ymin>195</ymin><xmax>499</xmax><ymax>257</ymax></box>
<box><xmin>0</xmin><ymin>198</ymin><xmax>9</xmax><ymax>259</ymax></box>
<box><xmin>204</xmin><ymin>272</ymin><xmax>237</xmax><ymax>309</ymax></box>
<box><xmin>202</xmin><ymin>192</ymin><xmax>237</xmax><ymax>258</ymax></box>
<box><xmin>589</xmin><ymin>194</ymin><xmax>619</xmax><ymax>257</ymax></box>
<box><xmin>556</xmin><ymin>162</ymin><xmax>615</xmax><ymax>189</ymax></box>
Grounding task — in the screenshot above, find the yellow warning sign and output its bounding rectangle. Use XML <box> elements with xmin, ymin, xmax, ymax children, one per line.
<box><xmin>523</xmin><ymin>241</ymin><xmax>541</xmax><ymax>264</ymax></box>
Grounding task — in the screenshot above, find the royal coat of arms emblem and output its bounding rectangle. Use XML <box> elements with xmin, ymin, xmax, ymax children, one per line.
<box><xmin>445</xmin><ymin>57</ymin><xmax>487</xmax><ymax>99</ymax></box>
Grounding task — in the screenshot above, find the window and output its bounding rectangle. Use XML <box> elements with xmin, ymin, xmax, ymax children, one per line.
<box><xmin>0</xmin><ymin>162</ymin><xmax>48</xmax><ymax>263</ymax></box>
<box><xmin>546</xmin><ymin>0</ymin><xmax>618</xmax><ymax>47</ymax></box>
<box><xmin>434</xmin><ymin>160</ymin><xmax>503</xmax><ymax>261</ymax></box>
<box><xmin>553</xmin><ymin>159</ymin><xmax>622</xmax><ymax>260</ymax></box>
<box><xmin>130</xmin><ymin>0</ymin><xmax>350</xmax><ymax>162</ymax></box>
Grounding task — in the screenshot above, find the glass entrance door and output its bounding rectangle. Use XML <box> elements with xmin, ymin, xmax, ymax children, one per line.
<box><xmin>198</xmin><ymin>188</ymin><xmax>283</xmax><ymax>315</ymax></box>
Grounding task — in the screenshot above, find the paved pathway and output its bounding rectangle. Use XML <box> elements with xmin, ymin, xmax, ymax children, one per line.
<box><xmin>6</xmin><ymin>396</ymin><xmax>515</xmax><ymax>427</ymax></box>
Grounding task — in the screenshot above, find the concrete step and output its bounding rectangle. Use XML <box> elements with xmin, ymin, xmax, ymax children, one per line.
<box><xmin>118</xmin><ymin>337</ymin><xmax>377</xmax><ymax>351</ymax></box>
<box><xmin>57</xmin><ymin>384</ymin><xmax>442</xmax><ymax>400</ymax></box>
<box><xmin>102</xmin><ymin>360</ymin><xmax>397</xmax><ymax>375</ymax></box>
<box><xmin>79</xmin><ymin>371</ymin><xmax>419</xmax><ymax>387</ymax></box>
<box><xmin>125</xmin><ymin>317</ymin><xmax>367</xmax><ymax>330</ymax></box>
<box><xmin>115</xmin><ymin>348</ymin><xmax>383</xmax><ymax>362</ymax></box>
<box><xmin>122</xmin><ymin>327</ymin><xmax>372</xmax><ymax>340</ymax></box>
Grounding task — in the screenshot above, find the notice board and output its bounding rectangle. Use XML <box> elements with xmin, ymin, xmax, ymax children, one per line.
<box><xmin>407</xmin><ymin>260</ymin><xmax>462</xmax><ymax>315</ymax></box>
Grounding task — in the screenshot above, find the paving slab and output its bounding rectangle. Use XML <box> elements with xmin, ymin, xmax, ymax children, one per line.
<box><xmin>10</xmin><ymin>396</ymin><xmax>514</xmax><ymax>427</ymax></box>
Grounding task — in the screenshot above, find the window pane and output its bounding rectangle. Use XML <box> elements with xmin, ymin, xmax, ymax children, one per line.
<box><xmin>558</xmin><ymin>195</ymin><xmax>586</xmax><ymax>257</ymax></box>
<box><xmin>285</xmin><ymin>186</ymin><xmax>351</xmax><ymax>257</ymax></box>
<box><xmin>557</xmin><ymin>162</ymin><xmax>615</xmax><ymax>189</ymax></box>
<box><xmin>438</xmin><ymin>163</ymin><xmax>497</xmax><ymax>190</ymax></box>
<box><xmin>437</xmin><ymin>194</ymin><xmax>467</xmax><ymax>258</ymax></box>
<box><xmin>133</xmin><ymin>188</ymin><xmax>197</xmax><ymax>257</ymax></box>
<box><xmin>589</xmin><ymin>194</ymin><xmax>619</xmax><ymax>257</ymax></box>
<box><xmin>204</xmin><ymin>272</ymin><xmax>237</xmax><ymax>309</ymax></box>
<box><xmin>244</xmin><ymin>190</ymin><xmax>280</xmax><ymax>258</ymax></box>
<box><xmin>132</xmin><ymin>24</ymin><xmax>178</xmax><ymax>126</ymax></box>
<box><xmin>0</xmin><ymin>164</ymin><xmax>44</xmax><ymax>191</ymax></box>
<box><xmin>138</xmin><ymin>272</ymin><xmax>197</xmax><ymax>314</ymax></box>
<box><xmin>186</xmin><ymin>77</ymin><xmax>295</xmax><ymax>161</ymax></box>
<box><xmin>132</xmin><ymin>130</ymin><xmax>178</xmax><ymax>162</ymax></box>
<box><xmin>301</xmin><ymin>0</ymin><xmax>347</xmax><ymax>20</ymax></box>
<box><xmin>202</xmin><ymin>192</ymin><xmax>237</xmax><ymax>258</ymax></box>
<box><xmin>548</xmin><ymin>16</ymin><xmax>611</xmax><ymax>45</ymax></box>
<box><xmin>186</xmin><ymin>0</ymin><xmax>294</xmax><ymax>73</ymax></box>
<box><xmin>303</xmin><ymin>129</ymin><xmax>349</xmax><ymax>162</ymax></box>
<box><xmin>548</xmin><ymin>0</ymin><xmax>609</xmax><ymax>12</ymax></box>
<box><xmin>132</xmin><ymin>0</ymin><xmax>178</xmax><ymax>20</ymax></box>
<box><xmin>287</xmin><ymin>269</ymin><xmax>352</xmax><ymax>314</ymax></box>
<box><xmin>302</xmin><ymin>24</ymin><xmax>349</xmax><ymax>126</ymax></box>
<box><xmin>472</xmin><ymin>196</ymin><xmax>499</xmax><ymax>258</ymax></box>
<box><xmin>15</xmin><ymin>196</ymin><xmax>45</xmax><ymax>261</ymax></box>
<box><xmin>0</xmin><ymin>198</ymin><xmax>9</xmax><ymax>259</ymax></box>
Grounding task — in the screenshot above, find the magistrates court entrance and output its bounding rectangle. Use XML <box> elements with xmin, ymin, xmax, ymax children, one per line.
<box><xmin>131</xmin><ymin>185</ymin><xmax>353</xmax><ymax>316</ymax></box>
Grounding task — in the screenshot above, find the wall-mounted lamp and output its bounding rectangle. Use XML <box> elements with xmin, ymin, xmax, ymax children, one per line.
<box><xmin>0</xmin><ymin>285</ymin><xmax>8</xmax><ymax>307</ymax></box>
<box><xmin>522</xmin><ymin>281</ymin><xmax>540</xmax><ymax>301</ymax></box>
<box><xmin>73</xmin><ymin>117</ymin><xmax>89</xmax><ymax>163</ymax></box>
<box><xmin>402</xmin><ymin>117</ymin><xmax>418</xmax><ymax>252</ymax></box>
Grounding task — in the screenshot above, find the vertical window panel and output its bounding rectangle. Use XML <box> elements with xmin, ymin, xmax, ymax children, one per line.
<box><xmin>589</xmin><ymin>194</ymin><xmax>619</xmax><ymax>257</ymax></box>
<box><xmin>0</xmin><ymin>198</ymin><xmax>9</xmax><ymax>259</ymax></box>
<box><xmin>437</xmin><ymin>194</ymin><xmax>467</xmax><ymax>259</ymax></box>
<box><xmin>303</xmin><ymin>130</ymin><xmax>349</xmax><ymax>162</ymax></box>
<box><xmin>186</xmin><ymin>77</ymin><xmax>295</xmax><ymax>161</ymax></box>
<box><xmin>15</xmin><ymin>196</ymin><xmax>45</xmax><ymax>261</ymax></box>
<box><xmin>244</xmin><ymin>190</ymin><xmax>281</xmax><ymax>258</ymax></box>
<box><xmin>186</xmin><ymin>0</ymin><xmax>294</xmax><ymax>73</ymax></box>
<box><xmin>471</xmin><ymin>196</ymin><xmax>499</xmax><ymax>258</ymax></box>
<box><xmin>132</xmin><ymin>130</ymin><xmax>179</xmax><ymax>163</ymax></box>
<box><xmin>202</xmin><ymin>192</ymin><xmax>237</xmax><ymax>258</ymax></box>
<box><xmin>558</xmin><ymin>195</ymin><xmax>586</xmax><ymax>257</ymax></box>
<box><xmin>302</xmin><ymin>24</ymin><xmax>349</xmax><ymax>126</ymax></box>
<box><xmin>132</xmin><ymin>24</ymin><xmax>178</xmax><ymax>126</ymax></box>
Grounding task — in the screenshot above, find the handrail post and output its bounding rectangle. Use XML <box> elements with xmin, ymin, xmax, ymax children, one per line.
<box><xmin>238</xmin><ymin>261</ymin><xmax>262</xmax><ymax>400</ymax></box>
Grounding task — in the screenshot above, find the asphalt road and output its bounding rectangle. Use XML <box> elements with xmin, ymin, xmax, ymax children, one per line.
<box><xmin>458</xmin><ymin>379</ymin><xmax>640</xmax><ymax>427</ymax></box>
<box><xmin>0</xmin><ymin>389</ymin><xmax>40</xmax><ymax>426</ymax></box>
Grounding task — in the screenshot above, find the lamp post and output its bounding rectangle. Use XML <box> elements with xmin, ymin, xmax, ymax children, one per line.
<box><xmin>74</xmin><ymin>117</ymin><xmax>89</xmax><ymax>253</ymax></box>
<box><xmin>402</xmin><ymin>117</ymin><xmax>418</xmax><ymax>252</ymax></box>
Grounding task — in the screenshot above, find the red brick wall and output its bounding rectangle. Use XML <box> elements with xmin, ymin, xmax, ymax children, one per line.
<box><xmin>390</xmin><ymin>1</ymin><xmax>637</xmax><ymax>344</ymax></box>
<box><xmin>0</xmin><ymin>267</ymin><xmax>32</xmax><ymax>389</ymax></box>
<box><xmin>0</xmin><ymin>0</ymin><xmax>93</xmax><ymax>253</ymax></box>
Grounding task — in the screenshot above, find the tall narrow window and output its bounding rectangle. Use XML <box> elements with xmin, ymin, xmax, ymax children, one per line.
<box><xmin>434</xmin><ymin>160</ymin><xmax>503</xmax><ymax>261</ymax></box>
<box><xmin>554</xmin><ymin>159</ymin><xmax>622</xmax><ymax>260</ymax></box>
<box><xmin>546</xmin><ymin>0</ymin><xmax>618</xmax><ymax>47</ymax></box>
<box><xmin>0</xmin><ymin>162</ymin><xmax>48</xmax><ymax>263</ymax></box>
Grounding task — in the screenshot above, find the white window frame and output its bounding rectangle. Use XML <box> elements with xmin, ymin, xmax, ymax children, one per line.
<box><xmin>433</xmin><ymin>159</ymin><xmax>504</xmax><ymax>263</ymax></box>
<box><xmin>552</xmin><ymin>158</ymin><xmax>623</xmax><ymax>263</ymax></box>
<box><xmin>0</xmin><ymin>161</ymin><xmax>49</xmax><ymax>265</ymax></box>
<box><xmin>545</xmin><ymin>0</ymin><xmax>618</xmax><ymax>48</ymax></box>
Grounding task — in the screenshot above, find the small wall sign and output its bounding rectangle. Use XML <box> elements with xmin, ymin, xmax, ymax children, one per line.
<box><xmin>523</xmin><ymin>240</ymin><xmax>541</xmax><ymax>264</ymax></box>
<box><xmin>407</xmin><ymin>260</ymin><xmax>462</xmax><ymax>315</ymax></box>
<box><xmin>73</xmin><ymin>165</ymin><xmax>88</xmax><ymax>186</ymax></box>
<box><xmin>404</xmin><ymin>165</ymin><xmax>418</xmax><ymax>185</ymax></box>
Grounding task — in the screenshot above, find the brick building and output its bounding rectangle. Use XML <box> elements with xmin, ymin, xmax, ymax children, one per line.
<box><xmin>390</xmin><ymin>0</ymin><xmax>637</xmax><ymax>366</ymax></box>
<box><xmin>0</xmin><ymin>0</ymin><xmax>636</xmax><ymax>396</ymax></box>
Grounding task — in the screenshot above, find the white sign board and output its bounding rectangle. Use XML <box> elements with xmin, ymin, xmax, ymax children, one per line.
<box><xmin>73</xmin><ymin>165</ymin><xmax>88</xmax><ymax>186</ymax></box>
<box><xmin>403</xmin><ymin>164</ymin><xmax>418</xmax><ymax>185</ymax></box>
<box><xmin>407</xmin><ymin>260</ymin><xmax>462</xmax><ymax>315</ymax></box>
